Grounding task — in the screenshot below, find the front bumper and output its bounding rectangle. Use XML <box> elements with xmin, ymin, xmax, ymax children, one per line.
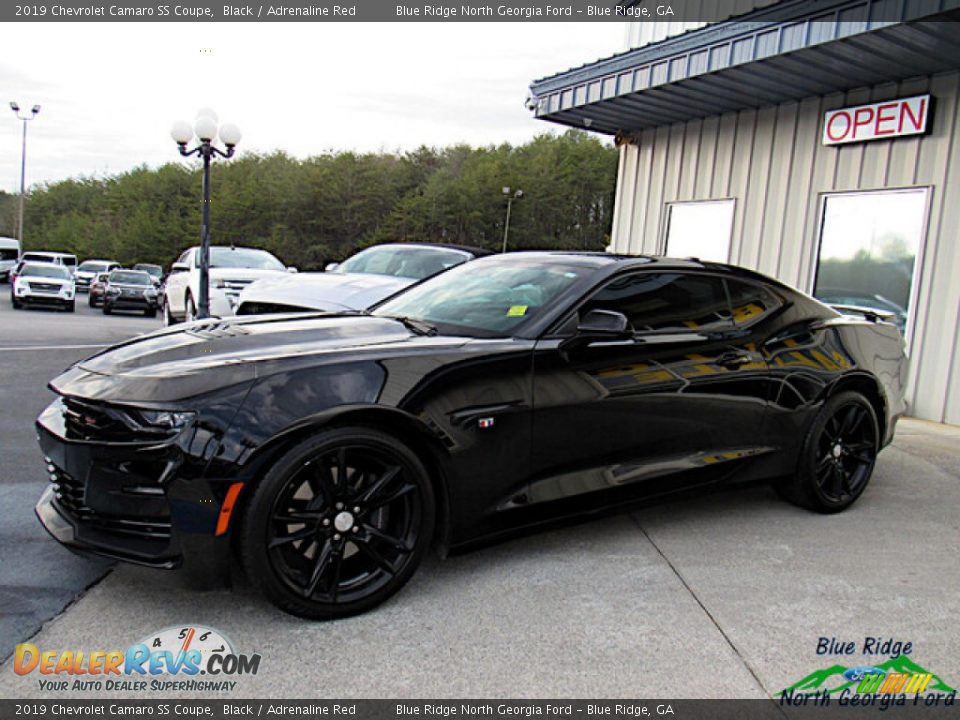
<box><xmin>104</xmin><ymin>294</ymin><xmax>157</xmax><ymax>310</ymax></box>
<box><xmin>20</xmin><ymin>292</ymin><xmax>72</xmax><ymax>306</ymax></box>
<box><xmin>34</xmin><ymin>398</ymin><xmax>230</xmax><ymax>575</ymax></box>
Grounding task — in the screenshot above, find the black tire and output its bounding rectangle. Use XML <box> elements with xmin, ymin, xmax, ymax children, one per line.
<box><xmin>145</xmin><ymin>308</ymin><xmax>157</xmax><ymax>318</ymax></box>
<box><xmin>184</xmin><ymin>294</ymin><xmax>197</xmax><ymax>323</ymax></box>
<box><xmin>162</xmin><ymin>298</ymin><xmax>179</xmax><ymax>326</ymax></box>
<box><xmin>239</xmin><ymin>426</ymin><xmax>435</xmax><ymax>620</ymax></box>
<box><xmin>64</xmin><ymin>301</ymin><xmax>75</xmax><ymax>313</ymax></box>
<box><xmin>102</xmin><ymin>303</ymin><xmax>112</xmax><ymax>315</ymax></box>
<box><xmin>88</xmin><ymin>295</ymin><xmax>96</xmax><ymax>307</ymax></box>
<box><xmin>11</xmin><ymin>295</ymin><xmax>21</xmax><ymax>309</ymax></box>
<box><xmin>779</xmin><ymin>391</ymin><xmax>879</xmax><ymax>513</ymax></box>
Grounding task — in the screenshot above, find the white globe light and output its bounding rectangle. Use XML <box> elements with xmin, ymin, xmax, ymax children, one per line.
<box><xmin>219</xmin><ymin>122</ymin><xmax>242</xmax><ymax>147</ymax></box>
<box><xmin>194</xmin><ymin>115</ymin><xmax>218</xmax><ymax>142</ymax></box>
<box><xmin>170</xmin><ymin>120</ymin><xmax>193</xmax><ymax>145</ymax></box>
<box><xmin>195</xmin><ymin>107</ymin><xmax>219</xmax><ymax>124</ymax></box>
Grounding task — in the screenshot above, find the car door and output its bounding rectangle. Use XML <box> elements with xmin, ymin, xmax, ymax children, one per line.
<box><xmin>165</xmin><ymin>250</ymin><xmax>191</xmax><ymax>314</ymax></box>
<box><xmin>526</xmin><ymin>270</ymin><xmax>772</xmax><ymax>511</ymax></box>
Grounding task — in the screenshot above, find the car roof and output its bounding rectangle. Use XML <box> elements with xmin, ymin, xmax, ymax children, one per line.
<box><xmin>358</xmin><ymin>242</ymin><xmax>493</xmax><ymax>257</ymax></box>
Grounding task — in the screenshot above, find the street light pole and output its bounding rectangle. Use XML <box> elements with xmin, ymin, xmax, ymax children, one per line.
<box><xmin>501</xmin><ymin>186</ymin><xmax>523</xmax><ymax>253</ymax></box>
<box><xmin>9</xmin><ymin>102</ymin><xmax>40</xmax><ymax>246</ymax></box>
<box><xmin>170</xmin><ymin>111</ymin><xmax>241</xmax><ymax>320</ymax></box>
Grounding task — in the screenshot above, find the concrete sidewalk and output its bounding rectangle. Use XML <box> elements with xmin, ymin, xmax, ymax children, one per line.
<box><xmin>2</xmin><ymin>419</ymin><xmax>957</xmax><ymax>698</ymax></box>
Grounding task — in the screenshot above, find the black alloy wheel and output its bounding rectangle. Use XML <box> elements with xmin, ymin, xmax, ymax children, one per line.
<box><xmin>240</xmin><ymin>427</ymin><xmax>435</xmax><ymax>619</ymax></box>
<box><xmin>780</xmin><ymin>391</ymin><xmax>879</xmax><ymax>513</ymax></box>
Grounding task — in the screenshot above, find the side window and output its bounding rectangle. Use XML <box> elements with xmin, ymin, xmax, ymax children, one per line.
<box><xmin>724</xmin><ymin>279</ymin><xmax>781</xmax><ymax>328</ymax></box>
<box><xmin>580</xmin><ymin>273</ymin><xmax>732</xmax><ymax>333</ymax></box>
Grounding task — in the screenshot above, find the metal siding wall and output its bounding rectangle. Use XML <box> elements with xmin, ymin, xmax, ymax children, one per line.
<box><xmin>610</xmin><ymin>70</ymin><xmax>960</xmax><ymax>422</ymax></box>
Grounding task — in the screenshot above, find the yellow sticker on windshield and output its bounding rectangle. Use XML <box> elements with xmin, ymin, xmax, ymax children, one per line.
<box><xmin>507</xmin><ymin>305</ymin><xmax>528</xmax><ymax>317</ymax></box>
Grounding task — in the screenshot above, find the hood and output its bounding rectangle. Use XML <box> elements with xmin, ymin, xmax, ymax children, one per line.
<box><xmin>238</xmin><ymin>272</ymin><xmax>413</xmax><ymax>312</ymax></box>
<box><xmin>49</xmin><ymin>313</ymin><xmax>465</xmax><ymax>404</ymax></box>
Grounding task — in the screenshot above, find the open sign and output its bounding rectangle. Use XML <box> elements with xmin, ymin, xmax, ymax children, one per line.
<box><xmin>823</xmin><ymin>95</ymin><xmax>931</xmax><ymax>146</ymax></box>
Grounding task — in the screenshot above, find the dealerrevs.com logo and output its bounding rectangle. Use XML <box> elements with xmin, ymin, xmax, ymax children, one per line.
<box><xmin>781</xmin><ymin>636</ymin><xmax>956</xmax><ymax>710</ymax></box>
<box><xmin>13</xmin><ymin>625</ymin><xmax>261</xmax><ymax>693</ymax></box>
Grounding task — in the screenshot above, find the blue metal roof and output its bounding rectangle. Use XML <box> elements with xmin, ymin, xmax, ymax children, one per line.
<box><xmin>529</xmin><ymin>0</ymin><xmax>960</xmax><ymax>135</ymax></box>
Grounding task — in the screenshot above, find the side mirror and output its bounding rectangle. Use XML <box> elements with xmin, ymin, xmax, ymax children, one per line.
<box><xmin>286</xmin><ymin>266</ymin><xmax>298</xmax><ymax>273</ymax></box>
<box><xmin>325</xmin><ymin>262</ymin><xmax>339</xmax><ymax>272</ymax></box>
<box><xmin>170</xmin><ymin>262</ymin><xmax>189</xmax><ymax>274</ymax></box>
<box><xmin>561</xmin><ymin>309</ymin><xmax>634</xmax><ymax>350</ymax></box>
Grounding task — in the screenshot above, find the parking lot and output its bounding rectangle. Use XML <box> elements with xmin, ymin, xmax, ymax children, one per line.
<box><xmin>0</xmin><ymin>293</ymin><xmax>957</xmax><ymax>698</ymax></box>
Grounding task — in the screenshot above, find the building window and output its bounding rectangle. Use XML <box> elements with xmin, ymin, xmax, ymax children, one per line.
<box><xmin>813</xmin><ymin>189</ymin><xmax>928</xmax><ymax>336</ymax></box>
<box><xmin>664</xmin><ymin>200</ymin><xmax>735</xmax><ymax>263</ymax></box>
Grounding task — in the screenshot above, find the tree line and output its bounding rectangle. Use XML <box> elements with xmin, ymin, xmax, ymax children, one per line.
<box><xmin>1</xmin><ymin>130</ymin><xmax>618</xmax><ymax>271</ymax></box>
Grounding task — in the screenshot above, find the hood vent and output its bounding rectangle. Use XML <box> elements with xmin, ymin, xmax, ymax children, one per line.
<box><xmin>184</xmin><ymin>321</ymin><xmax>251</xmax><ymax>340</ymax></box>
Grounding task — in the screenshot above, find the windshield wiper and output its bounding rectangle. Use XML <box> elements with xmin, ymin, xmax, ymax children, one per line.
<box><xmin>384</xmin><ymin>315</ymin><xmax>438</xmax><ymax>336</ymax></box>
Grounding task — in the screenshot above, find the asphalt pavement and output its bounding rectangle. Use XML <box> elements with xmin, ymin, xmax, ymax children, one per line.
<box><xmin>0</xmin><ymin>290</ymin><xmax>161</xmax><ymax>662</ymax></box>
<box><xmin>0</xmin><ymin>294</ymin><xmax>957</xmax><ymax>698</ymax></box>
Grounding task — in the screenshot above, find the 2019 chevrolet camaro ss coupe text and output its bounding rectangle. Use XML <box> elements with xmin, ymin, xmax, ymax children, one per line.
<box><xmin>34</xmin><ymin>252</ymin><xmax>907</xmax><ymax>619</ymax></box>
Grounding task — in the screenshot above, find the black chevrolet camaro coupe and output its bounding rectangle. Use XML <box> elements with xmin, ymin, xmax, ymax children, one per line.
<box><xmin>35</xmin><ymin>252</ymin><xmax>906</xmax><ymax>618</ymax></box>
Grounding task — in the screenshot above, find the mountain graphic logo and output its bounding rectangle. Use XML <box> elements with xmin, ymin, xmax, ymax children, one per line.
<box><xmin>782</xmin><ymin>655</ymin><xmax>956</xmax><ymax>696</ymax></box>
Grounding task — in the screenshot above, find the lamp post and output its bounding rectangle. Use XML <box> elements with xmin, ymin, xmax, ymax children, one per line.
<box><xmin>501</xmin><ymin>186</ymin><xmax>523</xmax><ymax>253</ymax></box>
<box><xmin>170</xmin><ymin>109</ymin><xmax>241</xmax><ymax>320</ymax></box>
<box><xmin>9</xmin><ymin>102</ymin><xmax>40</xmax><ymax>246</ymax></box>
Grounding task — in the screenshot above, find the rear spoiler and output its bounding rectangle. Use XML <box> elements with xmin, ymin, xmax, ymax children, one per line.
<box><xmin>828</xmin><ymin>303</ymin><xmax>897</xmax><ymax>324</ymax></box>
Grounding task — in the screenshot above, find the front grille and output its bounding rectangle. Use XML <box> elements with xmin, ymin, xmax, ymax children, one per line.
<box><xmin>236</xmin><ymin>301</ymin><xmax>312</xmax><ymax>315</ymax></box>
<box><xmin>28</xmin><ymin>282</ymin><xmax>61</xmax><ymax>293</ymax></box>
<box><xmin>49</xmin><ymin>465</ymin><xmax>172</xmax><ymax>541</ymax></box>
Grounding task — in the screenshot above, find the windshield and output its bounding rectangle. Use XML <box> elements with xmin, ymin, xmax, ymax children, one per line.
<box><xmin>109</xmin><ymin>270</ymin><xmax>152</xmax><ymax>285</ymax></box>
<box><xmin>22</xmin><ymin>263</ymin><xmax>70</xmax><ymax>279</ymax></box>
<box><xmin>78</xmin><ymin>261</ymin><xmax>109</xmax><ymax>272</ymax></box>
<box><xmin>337</xmin><ymin>245</ymin><xmax>469</xmax><ymax>280</ymax></box>
<box><xmin>206</xmin><ymin>247</ymin><xmax>285</xmax><ymax>271</ymax></box>
<box><xmin>373</xmin><ymin>258</ymin><xmax>585</xmax><ymax>337</ymax></box>
<box><xmin>134</xmin><ymin>264</ymin><xmax>162</xmax><ymax>277</ymax></box>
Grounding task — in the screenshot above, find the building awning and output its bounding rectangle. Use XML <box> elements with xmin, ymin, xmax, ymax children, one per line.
<box><xmin>528</xmin><ymin>0</ymin><xmax>960</xmax><ymax>136</ymax></box>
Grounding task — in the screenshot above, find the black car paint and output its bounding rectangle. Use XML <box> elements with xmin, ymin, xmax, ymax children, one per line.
<box><xmin>35</xmin><ymin>254</ymin><xmax>906</xmax><ymax>580</ymax></box>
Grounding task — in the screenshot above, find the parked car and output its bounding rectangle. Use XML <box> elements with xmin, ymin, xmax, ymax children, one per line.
<box><xmin>19</xmin><ymin>251</ymin><xmax>78</xmax><ymax>276</ymax></box>
<box><xmin>133</xmin><ymin>263</ymin><xmax>164</xmax><ymax>285</ymax></box>
<box><xmin>87</xmin><ymin>272</ymin><xmax>112</xmax><ymax>308</ymax></box>
<box><xmin>236</xmin><ymin>243</ymin><xmax>491</xmax><ymax>315</ymax></box>
<box><xmin>74</xmin><ymin>260</ymin><xmax>121</xmax><ymax>292</ymax></box>
<box><xmin>102</xmin><ymin>269</ymin><xmax>159</xmax><ymax>317</ymax></box>
<box><xmin>815</xmin><ymin>288</ymin><xmax>908</xmax><ymax>332</ymax></box>
<box><xmin>11</xmin><ymin>262</ymin><xmax>75</xmax><ymax>311</ymax></box>
<box><xmin>162</xmin><ymin>246</ymin><xmax>294</xmax><ymax>325</ymax></box>
<box><xmin>0</xmin><ymin>236</ymin><xmax>20</xmax><ymax>282</ymax></box>
<box><xmin>35</xmin><ymin>252</ymin><xmax>906</xmax><ymax>619</ymax></box>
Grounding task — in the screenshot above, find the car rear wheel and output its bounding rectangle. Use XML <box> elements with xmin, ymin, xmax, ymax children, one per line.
<box><xmin>779</xmin><ymin>391</ymin><xmax>878</xmax><ymax>513</ymax></box>
<box><xmin>239</xmin><ymin>427</ymin><xmax>435</xmax><ymax>619</ymax></box>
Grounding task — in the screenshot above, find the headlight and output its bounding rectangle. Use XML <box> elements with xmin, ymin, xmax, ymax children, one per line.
<box><xmin>133</xmin><ymin>409</ymin><xmax>195</xmax><ymax>431</ymax></box>
<box><xmin>107</xmin><ymin>287</ymin><xmax>120</xmax><ymax>296</ymax></box>
<box><xmin>145</xmin><ymin>288</ymin><xmax>158</xmax><ymax>297</ymax></box>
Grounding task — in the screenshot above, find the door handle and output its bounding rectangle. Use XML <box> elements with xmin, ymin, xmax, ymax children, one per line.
<box><xmin>716</xmin><ymin>351</ymin><xmax>757</xmax><ymax>368</ymax></box>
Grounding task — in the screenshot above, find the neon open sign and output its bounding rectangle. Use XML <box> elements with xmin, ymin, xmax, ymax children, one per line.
<box><xmin>823</xmin><ymin>95</ymin><xmax>931</xmax><ymax>146</ymax></box>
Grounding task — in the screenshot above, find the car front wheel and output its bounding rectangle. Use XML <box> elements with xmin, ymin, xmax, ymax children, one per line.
<box><xmin>239</xmin><ymin>426</ymin><xmax>435</xmax><ymax>620</ymax></box>
<box><xmin>162</xmin><ymin>298</ymin><xmax>178</xmax><ymax>326</ymax></box>
<box><xmin>779</xmin><ymin>391</ymin><xmax>879</xmax><ymax>513</ymax></box>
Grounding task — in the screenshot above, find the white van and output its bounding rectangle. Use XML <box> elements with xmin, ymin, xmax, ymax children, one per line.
<box><xmin>0</xmin><ymin>236</ymin><xmax>20</xmax><ymax>282</ymax></box>
<box><xmin>19</xmin><ymin>251</ymin><xmax>78</xmax><ymax>276</ymax></box>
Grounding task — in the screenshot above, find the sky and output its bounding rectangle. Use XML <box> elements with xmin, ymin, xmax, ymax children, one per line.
<box><xmin>0</xmin><ymin>22</ymin><xmax>624</xmax><ymax>191</ymax></box>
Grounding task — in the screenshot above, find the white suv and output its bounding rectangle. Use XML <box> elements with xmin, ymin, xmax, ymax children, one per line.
<box><xmin>161</xmin><ymin>246</ymin><xmax>294</xmax><ymax>324</ymax></box>
<box><xmin>11</xmin><ymin>262</ymin><xmax>76</xmax><ymax>312</ymax></box>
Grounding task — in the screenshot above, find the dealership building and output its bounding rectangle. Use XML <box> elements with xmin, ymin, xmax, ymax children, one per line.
<box><xmin>528</xmin><ymin>0</ymin><xmax>960</xmax><ymax>423</ymax></box>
